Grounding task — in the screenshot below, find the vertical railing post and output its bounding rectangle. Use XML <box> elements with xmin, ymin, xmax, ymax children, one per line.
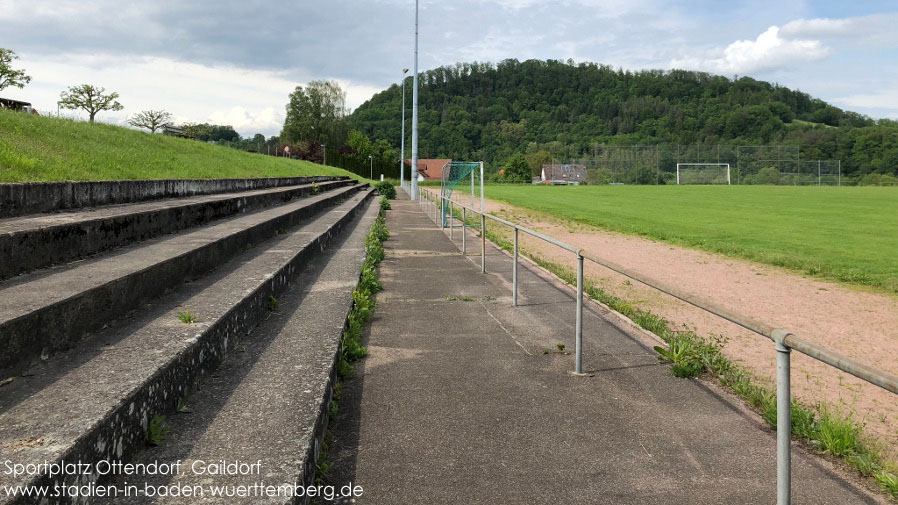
<box><xmin>575</xmin><ymin>253</ymin><xmax>584</xmax><ymax>374</ymax></box>
<box><xmin>480</xmin><ymin>214</ymin><xmax>486</xmax><ymax>274</ymax></box>
<box><xmin>773</xmin><ymin>329</ymin><xmax>792</xmax><ymax>505</ymax></box>
<box><xmin>440</xmin><ymin>196</ymin><xmax>444</xmax><ymax>230</ymax></box>
<box><xmin>462</xmin><ymin>206</ymin><xmax>466</xmax><ymax>254</ymax></box>
<box><xmin>449</xmin><ymin>200</ymin><xmax>453</xmax><ymax>240</ymax></box>
<box><xmin>513</xmin><ymin>227</ymin><xmax>519</xmax><ymax>306</ymax></box>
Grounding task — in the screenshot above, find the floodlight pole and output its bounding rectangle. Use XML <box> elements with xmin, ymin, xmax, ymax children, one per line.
<box><xmin>400</xmin><ymin>68</ymin><xmax>409</xmax><ymax>192</ymax></box>
<box><xmin>410</xmin><ymin>0</ymin><xmax>420</xmax><ymax>200</ymax></box>
<box><xmin>369</xmin><ymin>155</ymin><xmax>373</xmax><ymax>180</ymax></box>
<box><xmin>322</xmin><ymin>144</ymin><xmax>326</xmax><ymax>166</ymax></box>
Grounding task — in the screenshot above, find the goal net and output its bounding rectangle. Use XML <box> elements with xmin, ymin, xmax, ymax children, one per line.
<box><xmin>676</xmin><ymin>163</ymin><xmax>731</xmax><ymax>185</ymax></box>
<box><xmin>440</xmin><ymin>161</ymin><xmax>483</xmax><ymax>227</ymax></box>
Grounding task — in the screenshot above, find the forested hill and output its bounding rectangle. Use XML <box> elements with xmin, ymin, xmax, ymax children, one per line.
<box><xmin>350</xmin><ymin>59</ymin><xmax>898</xmax><ymax>177</ymax></box>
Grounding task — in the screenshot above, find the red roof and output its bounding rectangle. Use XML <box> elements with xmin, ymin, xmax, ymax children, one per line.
<box><xmin>404</xmin><ymin>159</ymin><xmax>452</xmax><ymax>180</ymax></box>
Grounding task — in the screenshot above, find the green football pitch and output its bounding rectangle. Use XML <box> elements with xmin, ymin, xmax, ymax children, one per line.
<box><xmin>486</xmin><ymin>184</ymin><xmax>898</xmax><ymax>293</ymax></box>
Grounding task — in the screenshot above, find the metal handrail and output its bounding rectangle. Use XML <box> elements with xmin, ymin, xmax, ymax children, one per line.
<box><xmin>417</xmin><ymin>187</ymin><xmax>897</xmax><ymax>505</ymax></box>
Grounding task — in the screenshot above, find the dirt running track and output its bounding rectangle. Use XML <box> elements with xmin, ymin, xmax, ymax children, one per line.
<box><xmin>474</xmin><ymin>196</ymin><xmax>898</xmax><ymax>461</ymax></box>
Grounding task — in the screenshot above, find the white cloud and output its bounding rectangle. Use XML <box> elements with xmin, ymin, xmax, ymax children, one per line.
<box><xmin>836</xmin><ymin>88</ymin><xmax>898</xmax><ymax>118</ymax></box>
<box><xmin>670</xmin><ymin>25</ymin><xmax>830</xmax><ymax>74</ymax></box>
<box><xmin>781</xmin><ymin>13</ymin><xmax>898</xmax><ymax>45</ymax></box>
<box><xmin>781</xmin><ymin>17</ymin><xmax>853</xmax><ymax>37</ymax></box>
<box><xmin>1</xmin><ymin>52</ymin><xmax>382</xmax><ymax>136</ymax></box>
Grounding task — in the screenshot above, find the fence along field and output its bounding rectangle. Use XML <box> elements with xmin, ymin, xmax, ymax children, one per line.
<box><xmin>569</xmin><ymin>144</ymin><xmax>854</xmax><ymax>186</ymax></box>
<box><xmin>485</xmin><ymin>184</ymin><xmax>898</xmax><ymax>293</ymax></box>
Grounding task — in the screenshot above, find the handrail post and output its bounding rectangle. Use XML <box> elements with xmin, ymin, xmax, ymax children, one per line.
<box><xmin>449</xmin><ymin>200</ymin><xmax>453</xmax><ymax>240</ymax></box>
<box><xmin>481</xmin><ymin>213</ymin><xmax>486</xmax><ymax>274</ymax></box>
<box><xmin>462</xmin><ymin>206</ymin><xmax>466</xmax><ymax>254</ymax></box>
<box><xmin>513</xmin><ymin>227</ymin><xmax>519</xmax><ymax>306</ymax></box>
<box><xmin>575</xmin><ymin>253</ymin><xmax>584</xmax><ymax>374</ymax></box>
<box><xmin>440</xmin><ymin>196</ymin><xmax>444</xmax><ymax>230</ymax></box>
<box><xmin>773</xmin><ymin>329</ymin><xmax>793</xmax><ymax>505</ymax></box>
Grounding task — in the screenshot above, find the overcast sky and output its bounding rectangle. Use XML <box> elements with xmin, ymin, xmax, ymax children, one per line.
<box><xmin>2</xmin><ymin>0</ymin><xmax>897</xmax><ymax>137</ymax></box>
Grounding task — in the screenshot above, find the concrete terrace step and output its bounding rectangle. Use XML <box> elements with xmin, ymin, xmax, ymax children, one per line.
<box><xmin>0</xmin><ymin>189</ymin><xmax>375</xmax><ymax>505</ymax></box>
<box><xmin>0</xmin><ymin>183</ymin><xmax>365</xmax><ymax>376</ymax></box>
<box><xmin>96</xmin><ymin>196</ymin><xmax>381</xmax><ymax>505</ymax></box>
<box><xmin>0</xmin><ymin>179</ymin><xmax>355</xmax><ymax>281</ymax></box>
<box><xmin>0</xmin><ymin>176</ymin><xmax>349</xmax><ymax>217</ymax></box>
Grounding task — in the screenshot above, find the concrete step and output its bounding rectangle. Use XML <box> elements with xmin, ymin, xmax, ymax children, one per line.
<box><xmin>0</xmin><ymin>176</ymin><xmax>349</xmax><ymax>217</ymax></box>
<box><xmin>96</xmin><ymin>196</ymin><xmax>381</xmax><ymax>505</ymax></box>
<box><xmin>0</xmin><ymin>189</ymin><xmax>376</xmax><ymax>505</ymax></box>
<box><xmin>0</xmin><ymin>179</ymin><xmax>355</xmax><ymax>281</ymax></box>
<box><xmin>0</xmin><ymin>183</ymin><xmax>366</xmax><ymax>376</ymax></box>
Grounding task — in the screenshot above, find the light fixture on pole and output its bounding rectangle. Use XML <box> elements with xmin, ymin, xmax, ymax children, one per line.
<box><xmin>410</xmin><ymin>0</ymin><xmax>420</xmax><ymax>200</ymax></box>
<box><xmin>400</xmin><ymin>68</ymin><xmax>409</xmax><ymax>191</ymax></box>
<box><xmin>369</xmin><ymin>155</ymin><xmax>373</xmax><ymax>180</ymax></box>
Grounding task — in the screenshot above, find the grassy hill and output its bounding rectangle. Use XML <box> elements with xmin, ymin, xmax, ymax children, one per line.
<box><xmin>0</xmin><ymin>109</ymin><xmax>357</xmax><ymax>182</ymax></box>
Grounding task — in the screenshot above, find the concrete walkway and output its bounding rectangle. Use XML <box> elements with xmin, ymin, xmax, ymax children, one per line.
<box><xmin>328</xmin><ymin>195</ymin><xmax>879</xmax><ymax>504</ymax></box>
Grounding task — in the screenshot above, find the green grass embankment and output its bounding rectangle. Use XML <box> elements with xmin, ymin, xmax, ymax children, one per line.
<box><xmin>0</xmin><ymin>109</ymin><xmax>358</xmax><ymax>182</ymax></box>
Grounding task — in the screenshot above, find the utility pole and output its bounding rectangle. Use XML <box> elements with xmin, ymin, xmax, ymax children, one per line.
<box><xmin>411</xmin><ymin>0</ymin><xmax>420</xmax><ymax>200</ymax></box>
<box><xmin>400</xmin><ymin>68</ymin><xmax>409</xmax><ymax>191</ymax></box>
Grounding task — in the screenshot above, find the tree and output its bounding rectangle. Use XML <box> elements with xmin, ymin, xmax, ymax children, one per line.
<box><xmin>347</xmin><ymin>129</ymin><xmax>373</xmax><ymax>158</ymax></box>
<box><xmin>0</xmin><ymin>48</ymin><xmax>31</xmax><ymax>91</ymax></box>
<box><xmin>128</xmin><ymin>110</ymin><xmax>172</xmax><ymax>133</ymax></box>
<box><xmin>59</xmin><ymin>84</ymin><xmax>123</xmax><ymax>122</ymax></box>
<box><xmin>280</xmin><ymin>80</ymin><xmax>347</xmax><ymax>146</ymax></box>
<box><xmin>179</xmin><ymin>123</ymin><xmax>239</xmax><ymax>142</ymax></box>
<box><xmin>501</xmin><ymin>153</ymin><xmax>531</xmax><ymax>182</ymax></box>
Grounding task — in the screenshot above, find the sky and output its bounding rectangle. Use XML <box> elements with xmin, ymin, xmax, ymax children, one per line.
<box><xmin>2</xmin><ymin>0</ymin><xmax>897</xmax><ymax>138</ymax></box>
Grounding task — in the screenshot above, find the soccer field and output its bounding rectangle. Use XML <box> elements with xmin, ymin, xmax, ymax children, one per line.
<box><xmin>486</xmin><ymin>185</ymin><xmax>898</xmax><ymax>293</ymax></box>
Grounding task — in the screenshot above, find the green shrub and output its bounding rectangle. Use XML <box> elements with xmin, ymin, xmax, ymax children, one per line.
<box><xmin>755</xmin><ymin>166</ymin><xmax>781</xmax><ymax>185</ymax></box>
<box><xmin>374</xmin><ymin>181</ymin><xmax>396</xmax><ymax>199</ymax></box>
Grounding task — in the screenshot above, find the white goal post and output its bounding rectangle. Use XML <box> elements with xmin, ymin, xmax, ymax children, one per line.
<box><xmin>676</xmin><ymin>163</ymin><xmax>731</xmax><ymax>185</ymax></box>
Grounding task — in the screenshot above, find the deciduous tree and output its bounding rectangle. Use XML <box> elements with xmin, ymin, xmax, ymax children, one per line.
<box><xmin>280</xmin><ymin>80</ymin><xmax>347</xmax><ymax>146</ymax></box>
<box><xmin>0</xmin><ymin>48</ymin><xmax>31</xmax><ymax>91</ymax></box>
<box><xmin>59</xmin><ymin>84</ymin><xmax>123</xmax><ymax>122</ymax></box>
<box><xmin>128</xmin><ymin>110</ymin><xmax>173</xmax><ymax>133</ymax></box>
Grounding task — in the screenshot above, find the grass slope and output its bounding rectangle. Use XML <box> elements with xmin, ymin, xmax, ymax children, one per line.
<box><xmin>487</xmin><ymin>184</ymin><xmax>898</xmax><ymax>293</ymax></box>
<box><xmin>0</xmin><ymin>109</ymin><xmax>357</xmax><ymax>182</ymax></box>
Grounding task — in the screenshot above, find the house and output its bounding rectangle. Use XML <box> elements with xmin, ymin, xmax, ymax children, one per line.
<box><xmin>0</xmin><ymin>98</ymin><xmax>38</xmax><ymax>114</ymax></box>
<box><xmin>163</xmin><ymin>125</ymin><xmax>187</xmax><ymax>138</ymax></box>
<box><xmin>404</xmin><ymin>159</ymin><xmax>452</xmax><ymax>182</ymax></box>
<box><xmin>541</xmin><ymin>163</ymin><xmax>587</xmax><ymax>185</ymax></box>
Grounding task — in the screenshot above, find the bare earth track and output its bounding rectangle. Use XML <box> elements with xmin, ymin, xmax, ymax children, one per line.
<box><xmin>478</xmin><ymin>196</ymin><xmax>898</xmax><ymax>461</ymax></box>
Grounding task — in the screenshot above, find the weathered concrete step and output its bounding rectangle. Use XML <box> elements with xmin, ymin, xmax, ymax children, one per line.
<box><xmin>96</xmin><ymin>197</ymin><xmax>381</xmax><ymax>505</ymax></box>
<box><xmin>0</xmin><ymin>184</ymin><xmax>365</xmax><ymax>376</ymax></box>
<box><xmin>0</xmin><ymin>176</ymin><xmax>349</xmax><ymax>218</ymax></box>
<box><xmin>0</xmin><ymin>190</ymin><xmax>375</xmax><ymax>505</ymax></box>
<box><xmin>0</xmin><ymin>179</ymin><xmax>354</xmax><ymax>281</ymax></box>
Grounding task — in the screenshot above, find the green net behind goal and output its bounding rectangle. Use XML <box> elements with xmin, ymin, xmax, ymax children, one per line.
<box><xmin>440</xmin><ymin>161</ymin><xmax>480</xmax><ymax>226</ymax></box>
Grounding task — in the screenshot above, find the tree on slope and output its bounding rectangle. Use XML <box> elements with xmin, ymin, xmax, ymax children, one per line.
<box><xmin>280</xmin><ymin>80</ymin><xmax>347</xmax><ymax>146</ymax></box>
<box><xmin>128</xmin><ymin>110</ymin><xmax>173</xmax><ymax>133</ymax></box>
<box><xmin>59</xmin><ymin>84</ymin><xmax>123</xmax><ymax>122</ymax></box>
<box><xmin>0</xmin><ymin>48</ymin><xmax>31</xmax><ymax>91</ymax></box>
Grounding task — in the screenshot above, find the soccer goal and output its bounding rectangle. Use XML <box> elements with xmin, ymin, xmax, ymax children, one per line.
<box><xmin>676</xmin><ymin>163</ymin><xmax>731</xmax><ymax>185</ymax></box>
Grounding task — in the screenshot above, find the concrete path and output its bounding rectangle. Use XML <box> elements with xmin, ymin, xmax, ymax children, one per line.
<box><xmin>328</xmin><ymin>195</ymin><xmax>879</xmax><ymax>504</ymax></box>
